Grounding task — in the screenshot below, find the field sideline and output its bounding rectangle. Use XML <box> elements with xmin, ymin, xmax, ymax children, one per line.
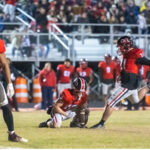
<box><xmin>0</xmin><ymin>110</ymin><xmax>150</xmax><ymax>149</ymax></box>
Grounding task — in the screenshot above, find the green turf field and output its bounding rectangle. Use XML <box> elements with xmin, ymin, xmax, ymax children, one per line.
<box><xmin>0</xmin><ymin>110</ymin><xmax>150</xmax><ymax>149</ymax></box>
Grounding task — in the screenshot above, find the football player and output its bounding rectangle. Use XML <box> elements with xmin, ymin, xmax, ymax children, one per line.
<box><xmin>98</xmin><ymin>54</ymin><xmax>117</xmax><ymax>106</ymax></box>
<box><xmin>76</xmin><ymin>58</ymin><xmax>93</xmax><ymax>94</ymax></box>
<box><xmin>39</xmin><ymin>77</ymin><xmax>89</xmax><ymax>128</ymax></box>
<box><xmin>91</xmin><ymin>36</ymin><xmax>150</xmax><ymax>128</ymax></box>
<box><xmin>57</xmin><ymin>58</ymin><xmax>74</xmax><ymax>96</ymax></box>
<box><xmin>0</xmin><ymin>39</ymin><xmax>27</xmax><ymax>142</ymax></box>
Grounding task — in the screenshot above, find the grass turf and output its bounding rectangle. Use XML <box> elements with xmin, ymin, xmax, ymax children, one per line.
<box><xmin>0</xmin><ymin>110</ymin><xmax>150</xmax><ymax>149</ymax></box>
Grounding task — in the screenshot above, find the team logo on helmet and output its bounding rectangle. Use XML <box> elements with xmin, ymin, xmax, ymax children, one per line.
<box><xmin>73</xmin><ymin>77</ymin><xmax>87</xmax><ymax>92</ymax></box>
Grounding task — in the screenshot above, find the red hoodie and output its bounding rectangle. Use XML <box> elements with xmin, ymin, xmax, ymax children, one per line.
<box><xmin>39</xmin><ymin>69</ymin><xmax>56</xmax><ymax>87</ymax></box>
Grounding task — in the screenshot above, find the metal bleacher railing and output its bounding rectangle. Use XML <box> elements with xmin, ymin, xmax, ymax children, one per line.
<box><xmin>1</xmin><ymin>23</ymin><xmax>150</xmax><ymax>63</ymax></box>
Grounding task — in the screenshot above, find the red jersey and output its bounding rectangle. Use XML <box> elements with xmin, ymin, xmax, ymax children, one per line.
<box><xmin>57</xmin><ymin>64</ymin><xmax>74</xmax><ymax>83</ymax></box>
<box><xmin>0</xmin><ymin>40</ymin><xmax>6</xmax><ymax>53</ymax></box>
<box><xmin>6</xmin><ymin>0</ymin><xmax>17</xmax><ymax>5</ymax></box>
<box><xmin>39</xmin><ymin>69</ymin><xmax>56</xmax><ymax>87</ymax></box>
<box><xmin>98</xmin><ymin>61</ymin><xmax>116</xmax><ymax>80</ymax></box>
<box><xmin>76</xmin><ymin>67</ymin><xmax>92</xmax><ymax>78</ymax></box>
<box><xmin>121</xmin><ymin>48</ymin><xmax>144</xmax><ymax>90</ymax></box>
<box><xmin>122</xmin><ymin>48</ymin><xmax>144</xmax><ymax>75</ymax></box>
<box><xmin>139</xmin><ymin>65</ymin><xmax>150</xmax><ymax>79</ymax></box>
<box><xmin>60</xmin><ymin>89</ymin><xmax>87</xmax><ymax>111</ymax></box>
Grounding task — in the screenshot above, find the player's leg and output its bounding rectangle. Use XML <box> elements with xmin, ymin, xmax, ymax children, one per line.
<box><xmin>0</xmin><ymin>82</ymin><xmax>27</xmax><ymax>142</ymax></box>
<box><xmin>41</xmin><ymin>86</ymin><xmax>47</xmax><ymax>109</ymax></box>
<box><xmin>138</xmin><ymin>86</ymin><xmax>149</xmax><ymax>101</ymax></box>
<box><xmin>91</xmin><ymin>86</ymin><xmax>132</xmax><ymax>128</ymax></box>
<box><xmin>101</xmin><ymin>83</ymin><xmax>108</xmax><ymax>107</ymax></box>
<box><xmin>57</xmin><ymin>83</ymin><xmax>64</xmax><ymax>97</ymax></box>
<box><xmin>47</xmin><ymin>87</ymin><xmax>53</xmax><ymax>108</ymax></box>
<box><xmin>47</xmin><ymin>113</ymin><xmax>63</xmax><ymax>128</ymax></box>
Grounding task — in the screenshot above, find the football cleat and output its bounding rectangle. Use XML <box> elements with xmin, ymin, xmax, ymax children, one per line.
<box><xmin>39</xmin><ymin>119</ymin><xmax>52</xmax><ymax>128</ymax></box>
<box><xmin>8</xmin><ymin>132</ymin><xmax>28</xmax><ymax>142</ymax></box>
<box><xmin>90</xmin><ymin>123</ymin><xmax>105</xmax><ymax>129</ymax></box>
<box><xmin>39</xmin><ymin>121</ymin><xmax>48</xmax><ymax>128</ymax></box>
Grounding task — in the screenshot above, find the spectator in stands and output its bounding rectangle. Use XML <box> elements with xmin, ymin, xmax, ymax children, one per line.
<box><xmin>20</xmin><ymin>27</ymin><xmax>32</xmax><ymax>57</ymax></box>
<box><xmin>77</xmin><ymin>12</ymin><xmax>90</xmax><ymax>33</ymax></box>
<box><xmin>35</xmin><ymin>6</ymin><xmax>48</xmax><ymax>31</ymax></box>
<box><xmin>88</xmin><ymin>6</ymin><xmax>98</xmax><ymax>33</ymax></box>
<box><xmin>65</xmin><ymin>5</ymin><xmax>74</xmax><ymax>23</ymax></box>
<box><xmin>3</xmin><ymin>0</ymin><xmax>17</xmax><ymax>21</ymax></box>
<box><xmin>0</xmin><ymin>10</ymin><xmax>4</xmax><ymax>33</ymax></box>
<box><xmin>108</xmin><ymin>4</ymin><xmax>119</xmax><ymax>19</ymax></box>
<box><xmin>11</xmin><ymin>30</ymin><xmax>22</xmax><ymax>57</ymax></box>
<box><xmin>39</xmin><ymin>0</ymin><xmax>49</xmax><ymax>13</ymax></box>
<box><xmin>137</xmin><ymin>11</ymin><xmax>148</xmax><ymax>34</ymax></box>
<box><xmin>96</xmin><ymin>2</ymin><xmax>107</xmax><ymax>18</ymax></box>
<box><xmin>125</xmin><ymin>0</ymin><xmax>139</xmax><ymax>24</ymax></box>
<box><xmin>117</xmin><ymin>16</ymin><xmax>126</xmax><ymax>33</ymax></box>
<box><xmin>39</xmin><ymin>62</ymin><xmax>56</xmax><ymax>110</ymax></box>
<box><xmin>29</xmin><ymin>0</ymin><xmax>40</xmax><ymax>18</ymax></box>
<box><xmin>97</xmin><ymin>15</ymin><xmax>109</xmax><ymax>43</ymax></box>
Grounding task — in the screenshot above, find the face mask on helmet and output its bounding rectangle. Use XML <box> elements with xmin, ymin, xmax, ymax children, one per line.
<box><xmin>73</xmin><ymin>77</ymin><xmax>87</xmax><ymax>92</ymax></box>
<box><xmin>117</xmin><ymin>36</ymin><xmax>133</xmax><ymax>55</ymax></box>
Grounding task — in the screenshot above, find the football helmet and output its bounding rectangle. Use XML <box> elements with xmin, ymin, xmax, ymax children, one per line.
<box><xmin>104</xmin><ymin>53</ymin><xmax>112</xmax><ymax>64</ymax></box>
<box><xmin>79</xmin><ymin>58</ymin><xmax>88</xmax><ymax>68</ymax></box>
<box><xmin>73</xmin><ymin>77</ymin><xmax>87</xmax><ymax>92</ymax></box>
<box><xmin>117</xmin><ymin>36</ymin><xmax>133</xmax><ymax>55</ymax></box>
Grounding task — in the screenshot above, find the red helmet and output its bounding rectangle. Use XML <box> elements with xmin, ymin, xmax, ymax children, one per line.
<box><xmin>79</xmin><ymin>58</ymin><xmax>88</xmax><ymax>68</ymax></box>
<box><xmin>117</xmin><ymin>36</ymin><xmax>133</xmax><ymax>55</ymax></box>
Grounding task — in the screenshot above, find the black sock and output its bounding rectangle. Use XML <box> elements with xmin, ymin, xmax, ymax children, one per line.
<box><xmin>1</xmin><ymin>104</ymin><xmax>14</xmax><ymax>132</ymax></box>
<box><xmin>99</xmin><ymin>119</ymin><xmax>105</xmax><ymax>126</ymax></box>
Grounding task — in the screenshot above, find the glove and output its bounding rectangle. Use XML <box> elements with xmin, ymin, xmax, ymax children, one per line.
<box><xmin>7</xmin><ymin>83</ymin><xmax>14</xmax><ymax>99</ymax></box>
<box><xmin>11</xmin><ymin>73</ymin><xmax>16</xmax><ymax>81</ymax></box>
<box><xmin>66</xmin><ymin>111</ymin><xmax>75</xmax><ymax>119</ymax></box>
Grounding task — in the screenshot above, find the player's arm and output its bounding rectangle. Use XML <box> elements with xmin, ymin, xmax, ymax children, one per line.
<box><xmin>135</xmin><ymin>57</ymin><xmax>150</xmax><ymax>66</ymax></box>
<box><xmin>0</xmin><ymin>53</ymin><xmax>12</xmax><ymax>83</ymax></box>
<box><xmin>98</xmin><ymin>68</ymin><xmax>103</xmax><ymax>82</ymax></box>
<box><xmin>88</xmin><ymin>71</ymin><xmax>93</xmax><ymax>85</ymax></box>
<box><xmin>113</xmin><ymin>68</ymin><xmax>116</xmax><ymax>82</ymax></box>
<box><xmin>54</xmin><ymin>99</ymin><xmax>67</xmax><ymax>116</ymax></box>
<box><xmin>56</xmin><ymin>69</ymin><xmax>61</xmax><ymax>82</ymax></box>
<box><xmin>0</xmin><ymin>53</ymin><xmax>14</xmax><ymax>98</ymax></box>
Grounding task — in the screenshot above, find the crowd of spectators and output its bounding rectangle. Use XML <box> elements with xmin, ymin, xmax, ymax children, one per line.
<box><xmin>18</xmin><ymin>0</ymin><xmax>150</xmax><ymax>34</ymax></box>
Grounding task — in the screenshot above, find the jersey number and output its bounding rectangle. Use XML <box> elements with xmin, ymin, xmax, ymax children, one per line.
<box><xmin>106</xmin><ymin>67</ymin><xmax>110</xmax><ymax>73</ymax></box>
<box><xmin>79</xmin><ymin>72</ymin><xmax>86</xmax><ymax>77</ymax></box>
<box><xmin>64</xmin><ymin>71</ymin><xmax>70</xmax><ymax>77</ymax></box>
